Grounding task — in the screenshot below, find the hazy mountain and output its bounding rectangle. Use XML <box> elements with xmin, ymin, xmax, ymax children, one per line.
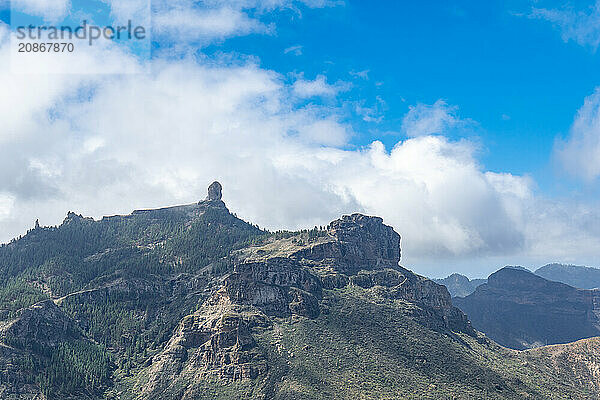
<box><xmin>454</xmin><ymin>267</ymin><xmax>600</xmax><ymax>350</ymax></box>
<box><xmin>0</xmin><ymin>183</ymin><xmax>599</xmax><ymax>399</ymax></box>
<box><xmin>433</xmin><ymin>273</ymin><xmax>487</xmax><ymax>297</ymax></box>
<box><xmin>535</xmin><ymin>263</ymin><xmax>600</xmax><ymax>289</ymax></box>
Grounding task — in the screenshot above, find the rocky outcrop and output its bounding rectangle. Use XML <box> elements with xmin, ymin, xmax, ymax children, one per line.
<box><xmin>199</xmin><ymin>181</ymin><xmax>227</xmax><ymax>210</ymax></box>
<box><xmin>350</xmin><ymin>268</ymin><xmax>474</xmax><ymax>334</ymax></box>
<box><xmin>292</xmin><ymin>214</ymin><xmax>400</xmax><ymax>274</ymax></box>
<box><xmin>454</xmin><ymin>267</ymin><xmax>600</xmax><ymax>350</ymax></box>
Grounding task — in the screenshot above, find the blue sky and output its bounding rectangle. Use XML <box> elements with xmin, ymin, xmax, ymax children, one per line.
<box><xmin>1</xmin><ymin>0</ymin><xmax>600</xmax><ymax>277</ymax></box>
<box><xmin>212</xmin><ymin>1</ymin><xmax>600</xmax><ymax>192</ymax></box>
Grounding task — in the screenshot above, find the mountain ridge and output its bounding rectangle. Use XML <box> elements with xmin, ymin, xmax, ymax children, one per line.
<box><xmin>454</xmin><ymin>267</ymin><xmax>600</xmax><ymax>350</ymax></box>
<box><xmin>0</xmin><ymin>182</ymin><xmax>598</xmax><ymax>399</ymax></box>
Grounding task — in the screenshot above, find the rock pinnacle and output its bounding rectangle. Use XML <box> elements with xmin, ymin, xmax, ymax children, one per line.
<box><xmin>206</xmin><ymin>181</ymin><xmax>223</xmax><ymax>201</ymax></box>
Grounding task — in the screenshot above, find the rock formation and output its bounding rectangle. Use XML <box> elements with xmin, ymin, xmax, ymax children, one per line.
<box><xmin>206</xmin><ymin>181</ymin><xmax>223</xmax><ymax>202</ymax></box>
<box><xmin>293</xmin><ymin>213</ymin><xmax>401</xmax><ymax>274</ymax></box>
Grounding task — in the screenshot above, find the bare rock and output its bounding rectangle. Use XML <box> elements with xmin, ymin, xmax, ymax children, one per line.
<box><xmin>206</xmin><ymin>181</ymin><xmax>223</xmax><ymax>201</ymax></box>
<box><xmin>292</xmin><ymin>213</ymin><xmax>401</xmax><ymax>274</ymax></box>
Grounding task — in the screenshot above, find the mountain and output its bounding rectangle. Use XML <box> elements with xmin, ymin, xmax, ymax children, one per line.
<box><xmin>0</xmin><ymin>182</ymin><xmax>599</xmax><ymax>399</ymax></box>
<box><xmin>453</xmin><ymin>267</ymin><xmax>600</xmax><ymax>350</ymax></box>
<box><xmin>535</xmin><ymin>263</ymin><xmax>600</xmax><ymax>289</ymax></box>
<box><xmin>433</xmin><ymin>273</ymin><xmax>487</xmax><ymax>297</ymax></box>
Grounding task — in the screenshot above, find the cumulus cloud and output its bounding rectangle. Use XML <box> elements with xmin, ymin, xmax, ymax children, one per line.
<box><xmin>401</xmin><ymin>100</ymin><xmax>467</xmax><ymax>137</ymax></box>
<box><xmin>555</xmin><ymin>88</ymin><xmax>600</xmax><ymax>181</ymax></box>
<box><xmin>528</xmin><ymin>1</ymin><xmax>600</xmax><ymax>50</ymax></box>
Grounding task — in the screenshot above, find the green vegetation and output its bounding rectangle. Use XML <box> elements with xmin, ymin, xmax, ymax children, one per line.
<box><xmin>40</xmin><ymin>341</ymin><xmax>112</xmax><ymax>399</ymax></box>
<box><xmin>0</xmin><ymin>202</ymin><xmax>269</xmax><ymax>398</ymax></box>
<box><xmin>0</xmin><ymin>200</ymin><xmax>598</xmax><ymax>399</ymax></box>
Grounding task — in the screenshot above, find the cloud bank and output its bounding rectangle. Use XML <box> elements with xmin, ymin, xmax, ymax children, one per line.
<box><xmin>2</xmin><ymin>0</ymin><xmax>600</xmax><ymax>278</ymax></box>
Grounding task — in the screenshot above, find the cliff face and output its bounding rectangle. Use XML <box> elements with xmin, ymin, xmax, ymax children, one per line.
<box><xmin>454</xmin><ymin>267</ymin><xmax>600</xmax><ymax>350</ymax></box>
<box><xmin>292</xmin><ymin>214</ymin><xmax>401</xmax><ymax>274</ymax></box>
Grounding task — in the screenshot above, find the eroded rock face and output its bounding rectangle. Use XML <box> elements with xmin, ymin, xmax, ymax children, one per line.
<box><xmin>140</xmin><ymin>302</ymin><xmax>269</xmax><ymax>398</ymax></box>
<box><xmin>293</xmin><ymin>214</ymin><xmax>401</xmax><ymax>274</ymax></box>
<box><xmin>350</xmin><ymin>268</ymin><xmax>474</xmax><ymax>335</ymax></box>
<box><xmin>223</xmin><ymin>258</ymin><xmax>322</xmax><ymax>318</ymax></box>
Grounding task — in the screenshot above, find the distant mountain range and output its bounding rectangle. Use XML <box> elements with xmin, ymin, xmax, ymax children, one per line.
<box><xmin>453</xmin><ymin>267</ymin><xmax>600</xmax><ymax>350</ymax></box>
<box><xmin>434</xmin><ymin>264</ymin><xmax>600</xmax><ymax>297</ymax></box>
<box><xmin>535</xmin><ymin>263</ymin><xmax>600</xmax><ymax>289</ymax></box>
<box><xmin>2</xmin><ymin>182</ymin><xmax>600</xmax><ymax>398</ymax></box>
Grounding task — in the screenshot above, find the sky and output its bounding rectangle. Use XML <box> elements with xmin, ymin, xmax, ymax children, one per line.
<box><xmin>1</xmin><ymin>0</ymin><xmax>600</xmax><ymax>278</ymax></box>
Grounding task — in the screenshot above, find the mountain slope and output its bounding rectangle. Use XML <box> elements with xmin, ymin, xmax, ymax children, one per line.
<box><xmin>0</xmin><ymin>182</ymin><xmax>598</xmax><ymax>399</ymax></box>
<box><xmin>453</xmin><ymin>267</ymin><xmax>600</xmax><ymax>350</ymax></box>
<box><xmin>535</xmin><ymin>263</ymin><xmax>600</xmax><ymax>289</ymax></box>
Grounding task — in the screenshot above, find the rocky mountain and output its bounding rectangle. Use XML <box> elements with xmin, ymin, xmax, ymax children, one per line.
<box><xmin>453</xmin><ymin>267</ymin><xmax>600</xmax><ymax>350</ymax></box>
<box><xmin>433</xmin><ymin>273</ymin><xmax>487</xmax><ymax>297</ymax></box>
<box><xmin>535</xmin><ymin>263</ymin><xmax>600</xmax><ymax>289</ymax></box>
<box><xmin>0</xmin><ymin>182</ymin><xmax>599</xmax><ymax>399</ymax></box>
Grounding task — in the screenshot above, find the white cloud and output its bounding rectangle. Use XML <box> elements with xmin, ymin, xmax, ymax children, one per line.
<box><xmin>153</xmin><ymin>6</ymin><xmax>272</xmax><ymax>43</ymax></box>
<box><xmin>355</xmin><ymin>95</ymin><xmax>386</xmax><ymax>123</ymax></box>
<box><xmin>401</xmin><ymin>100</ymin><xmax>466</xmax><ymax>137</ymax></box>
<box><xmin>150</xmin><ymin>0</ymin><xmax>341</xmax><ymax>45</ymax></box>
<box><xmin>555</xmin><ymin>88</ymin><xmax>600</xmax><ymax>181</ymax></box>
<box><xmin>350</xmin><ymin>70</ymin><xmax>369</xmax><ymax>80</ymax></box>
<box><xmin>528</xmin><ymin>1</ymin><xmax>600</xmax><ymax>50</ymax></box>
<box><xmin>292</xmin><ymin>75</ymin><xmax>348</xmax><ymax>98</ymax></box>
